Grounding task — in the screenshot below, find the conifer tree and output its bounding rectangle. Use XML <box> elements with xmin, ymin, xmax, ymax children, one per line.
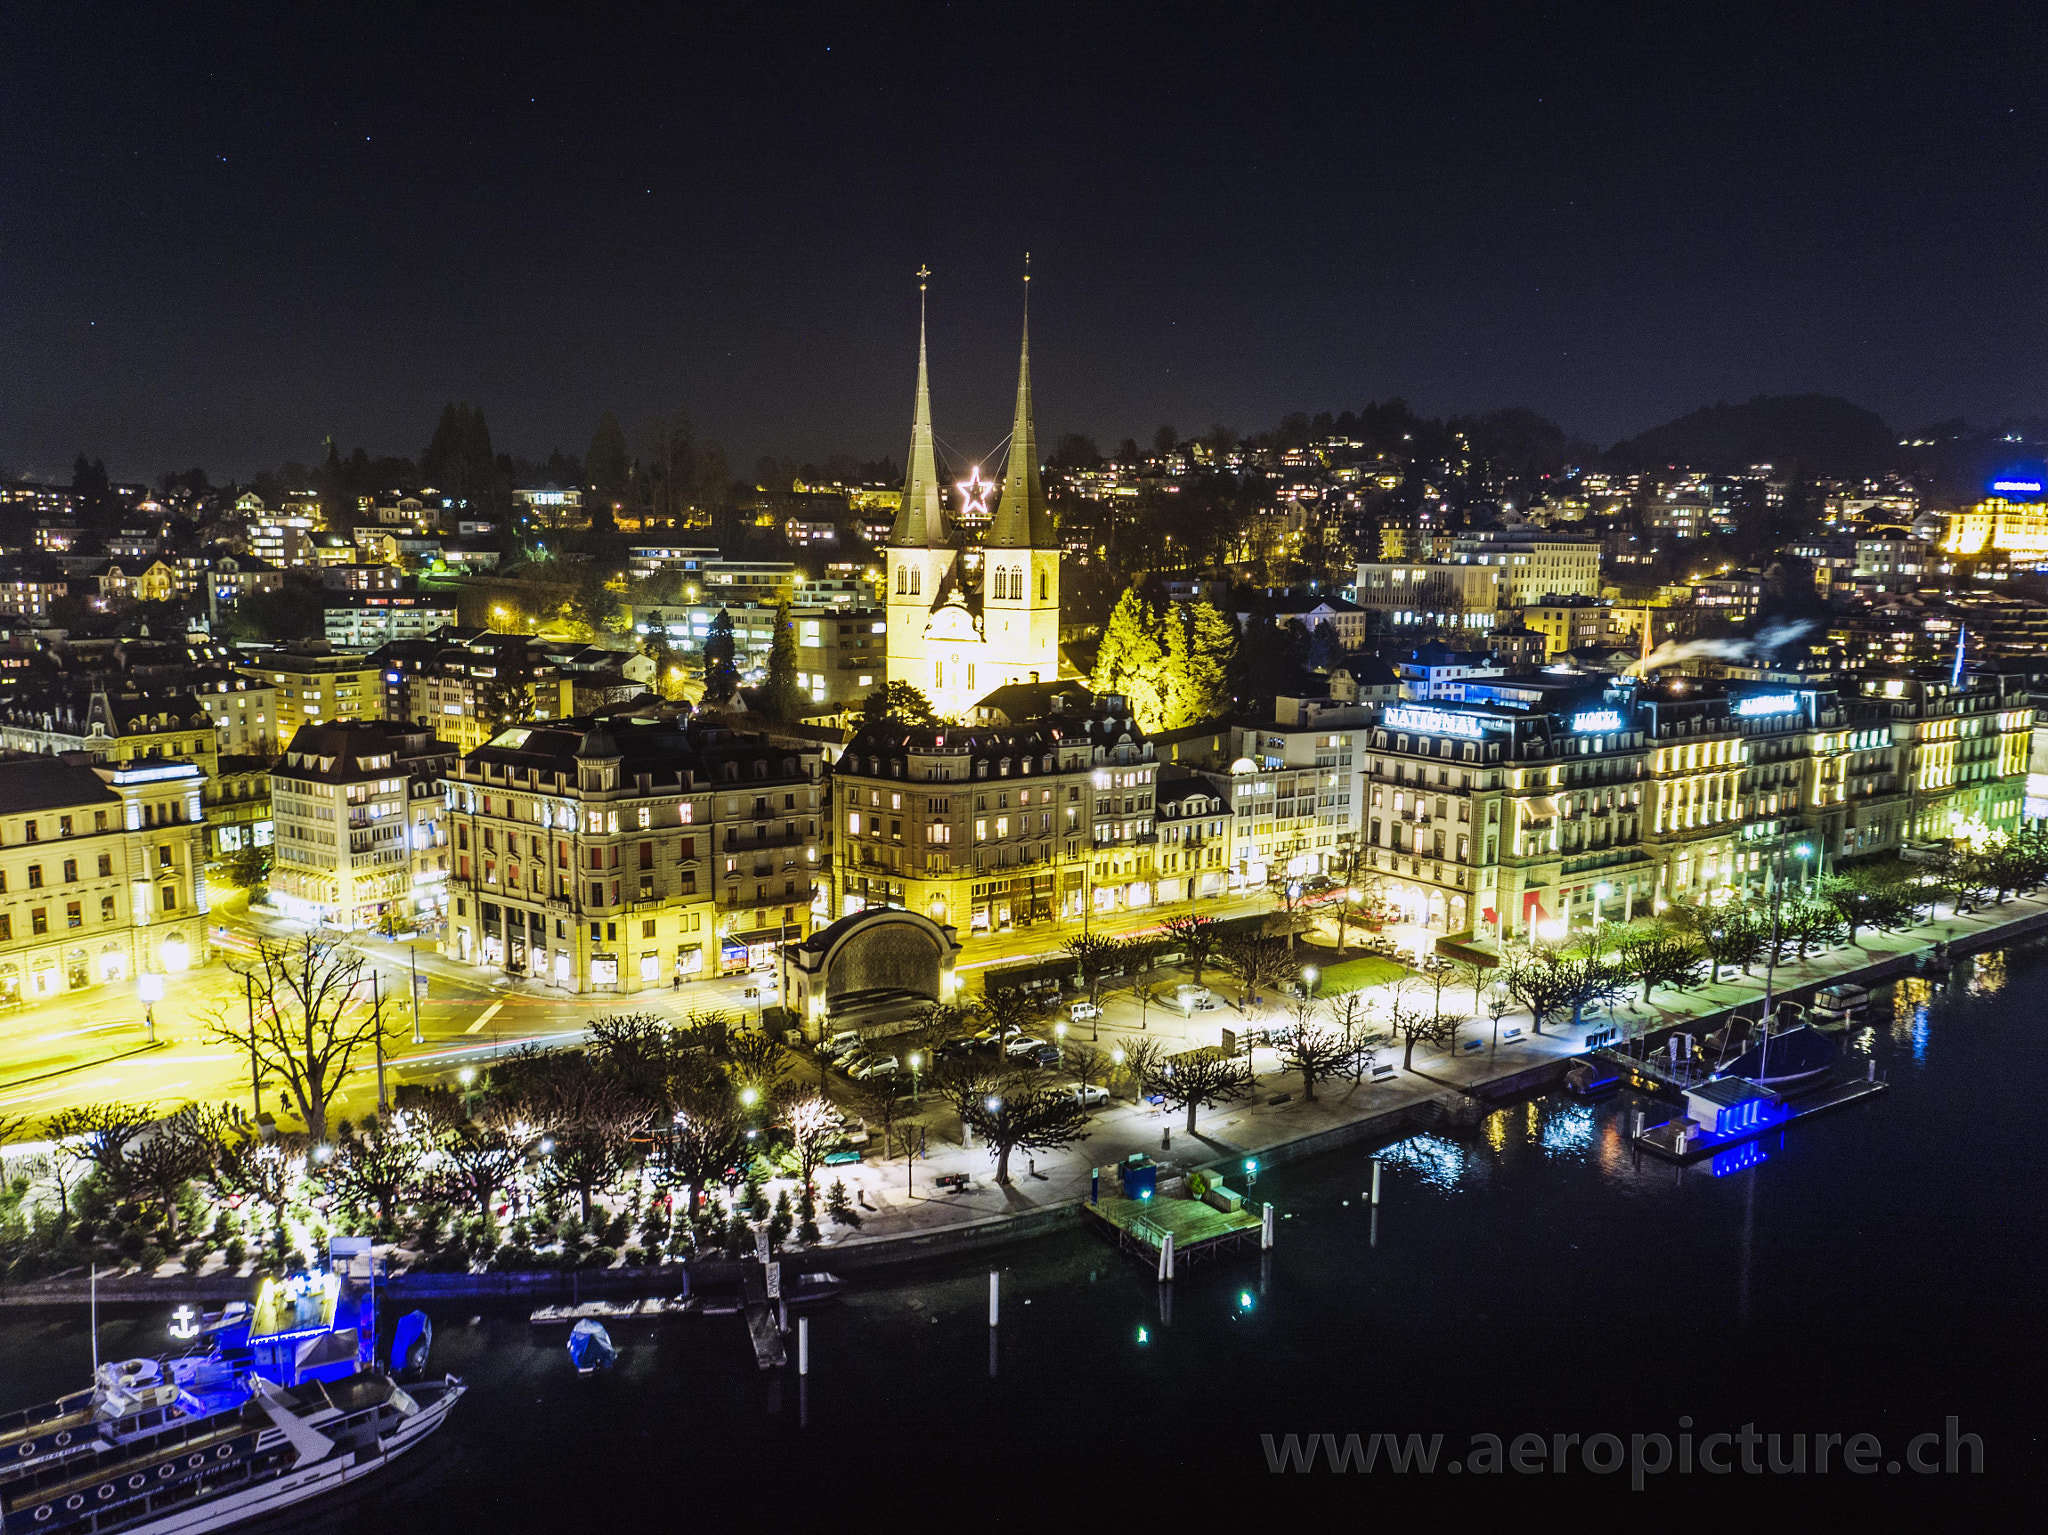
<box><xmin>761</xmin><ymin>599</ymin><xmax>806</xmax><ymax>720</ymax></box>
<box><xmin>702</xmin><ymin>609</ymin><xmax>741</xmax><ymax>705</ymax></box>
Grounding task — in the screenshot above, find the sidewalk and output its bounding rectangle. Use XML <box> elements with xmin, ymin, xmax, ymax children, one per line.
<box><xmin>803</xmin><ymin>887</ymin><xmax>2048</xmax><ymax>1254</ymax></box>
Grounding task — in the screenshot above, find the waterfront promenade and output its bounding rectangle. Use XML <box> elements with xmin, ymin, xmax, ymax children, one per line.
<box><xmin>5</xmin><ymin>887</ymin><xmax>2044</xmax><ymax>1302</ymax></box>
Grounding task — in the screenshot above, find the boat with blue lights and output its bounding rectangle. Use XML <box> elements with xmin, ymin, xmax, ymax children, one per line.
<box><xmin>0</xmin><ymin>1265</ymin><xmax>462</xmax><ymax>1534</ymax></box>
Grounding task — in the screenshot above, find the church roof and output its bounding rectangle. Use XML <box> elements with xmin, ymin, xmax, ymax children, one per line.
<box><xmin>987</xmin><ymin>281</ymin><xmax>1056</xmax><ymax>550</ymax></box>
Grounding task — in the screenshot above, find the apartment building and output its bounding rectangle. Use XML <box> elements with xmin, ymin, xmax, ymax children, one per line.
<box><xmin>0</xmin><ymin>753</ymin><xmax>211</xmax><ymax>1005</ymax></box>
<box><xmin>832</xmin><ymin>697</ymin><xmax>1156</xmax><ymax>935</ymax></box>
<box><xmin>374</xmin><ymin>631</ymin><xmax>575</xmax><ymax>753</ymax></box>
<box><xmin>324</xmin><ymin>594</ymin><xmax>460</xmax><ymax>647</ymax></box>
<box><xmin>238</xmin><ymin>651</ymin><xmax>384</xmax><ymax>741</ymax></box>
<box><xmin>1446</xmin><ymin>532</ymin><xmax>1603</xmax><ymax>604</ymax></box>
<box><xmin>269</xmin><ymin>721</ymin><xmax>456</xmax><ymax>929</ymax></box>
<box><xmin>443</xmin><ymin>715</ymin><xmax>823</xmax><ymax>992</ymax></box>
<box><xmin>0</xmin><ymin>685</ymin><xmax>222</xmax><ymax>791</ymax></box>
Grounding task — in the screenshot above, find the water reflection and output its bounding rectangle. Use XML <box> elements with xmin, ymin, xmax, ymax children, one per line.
<box><xmin>1712</xmin><ymin>1141</ymin><xmax>1771</xmax><ymax>1177</ymax></box>
<box><xmin>1538</xmin><ymin>1103</ymin><xmax>1594</xmax><ymax>1158</ymax></box>
<box><xmin>1380</xmin><ymin>1133</ymin><xmax>1468</xmax><ymax>1189</ymax></box>
<box><xmin>1963</xmin><ymin>949</ymin><xmax>2007</xmax><ymax>997</ymax></box>
<box><xmin>1890</xmin><ymin>976</ymin><xmax>1934</xmax><ymax>1064</ymax></box>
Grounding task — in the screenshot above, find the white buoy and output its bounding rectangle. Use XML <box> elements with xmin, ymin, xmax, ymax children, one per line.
<box><xmin>798</xmin><ymin>1316</ymin><xmax>809</xmax><ymax>1376</ymax></box>
<box><xmin>988</xmin><ymin>1269</ymin><xmax>999</xmax><ymax>1327</ymax></box>
<box><xmin>1370</xmin><ymin>1158</ymin><xmax>1382</xmax><ymax>1206</ymax></box>
<box><xmin>1260</xmin><ymin>1201</ymin><xmax>1275</xmax><ymax>1250</ymax></box>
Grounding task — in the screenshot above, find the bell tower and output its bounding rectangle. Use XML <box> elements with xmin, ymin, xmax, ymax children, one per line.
<box><xmin>885</xmin><ymin>267</ymin><xmax>948</xmax><ymax>693</ymax></box>
<box><xmin>983</xmin><ymin>260</ymin><xmax>1060</xmax><ymax>688</ymax></box>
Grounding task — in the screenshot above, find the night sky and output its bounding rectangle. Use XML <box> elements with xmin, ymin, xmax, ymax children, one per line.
<box><xmin>5</xmin><ymin>2</ymin><xmax>2046</xmax><ymax>482</ymax></box>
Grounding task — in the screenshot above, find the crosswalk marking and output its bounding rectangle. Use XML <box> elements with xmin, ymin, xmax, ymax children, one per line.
<box><xmin>465</xmin><ymin>1001</ymin><xmax>505</xmax><ymax>1035</ymax></box>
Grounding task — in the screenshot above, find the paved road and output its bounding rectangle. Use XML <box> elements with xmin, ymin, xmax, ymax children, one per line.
<box><xmin>0</xmin><ymin>885</ymin><xmax>1310</xmax><ymax>1134</ymax></box>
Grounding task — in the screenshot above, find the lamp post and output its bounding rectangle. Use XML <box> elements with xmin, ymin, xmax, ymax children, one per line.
<box><xmin>138</xmin><ymin>973</ymin><xmax>164</xmax><ymax>1044</ymax></box>
<box><xmin>1054</xmin><ymin>1022</ymin><xmax>1066</xmax><ymax>1065</ymax></box>
<box><xmin>907</xmin><ymin>1052</ymin><xmax>922</xmax><ymax>1107</ymax></box>
<box><xmin>1593</xmin><ymin>881</ymin><xmax>1613</xmax><ymax>930</ymax></box>
<box><xmin>1302</xmin><ymin>965</ymin><xmax>1319</xmax><ymax>999</ymax></box>
<box><xmin>410</xmin><ymin>945</ymin><xmax>423</xmax><ymax>1045</ymax></box>
<box><xmin>243</xmin><ymin>970</ymin><xmax>261</xmax><ymax>1117</ymax></box>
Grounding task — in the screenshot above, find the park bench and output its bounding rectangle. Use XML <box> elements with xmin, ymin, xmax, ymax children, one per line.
<box><xmin>1501</xmin><ymin>1026</ymin><xmax>1523</xmax><ymax>1040</ymax></box>
<box><xmin>933</xmin><ymin>1172</ymin><xmax>971</xmax><ymax>1192</ymax></box>
<box><xmin>1370</xmin><ymin>1063</ymin><xmax>1397</xmax><ymax>1081</ymax></box>
<box><xmin>1462</xmin><ymin>1038</ymin><xmax>1484</xmax><ymax>1053</ymax></box>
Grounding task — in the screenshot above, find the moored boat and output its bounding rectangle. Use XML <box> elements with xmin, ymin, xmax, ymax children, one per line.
<box><xmin>1810</xmin><ymin>982</ymin><xmax>1871</xmax><ymax>1025</ymax></box>
<box><xmin>1714</xmin><ymin>1022</ymin><xmax>1837</xmax><ymax>1086</ymax></box>
<box><xmin>0</xmin><ymin>1265</ymin><xmax>462</xmax><ymax>1535</ymax></box>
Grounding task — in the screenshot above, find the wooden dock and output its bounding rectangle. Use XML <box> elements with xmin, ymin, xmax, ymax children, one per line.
<box><xmin>740</xmin><ymin>1263</ymin><xmax>786</xmax><ymax>1370</ymax></box>
<box><xmin>1082</xmin><ymin>1194</ymin><xmax>1264</xmax><ymax>1267</ymax></box>
<box><xmin>1633</xmin><ymin>1075</ymin><xmax>1888</xmax><ymax>1164</ymax></box>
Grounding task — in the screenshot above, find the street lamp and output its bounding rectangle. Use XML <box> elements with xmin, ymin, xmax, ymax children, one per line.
<box><xmin>1054</xmin><ymin>1021</ymin><xmax>1066</xmax><ymax>1063</ymax></box>
<box><xmin>137</xmin><ymin>973</ymin><xmax>165</xmax><ymax>1044</ymax></box>
<box><xmin>1302</xmin><ymin>965</ymin><xmax>1319</xmax><ymax>998</ymax></box>
<box><xmin>1593</xmin><ymin>881</ymin><xmax>1613</xmax><ymax>928</ymax></box>
<box><xmin>907</xmin><ymin>1051</ymin><xmax>922</xmax><ymax>1105</ymax></box>
<box><xmin>1793</xmin><ymin>840</ymin><xmax>1815</xmax><ymax>892</ymax></box>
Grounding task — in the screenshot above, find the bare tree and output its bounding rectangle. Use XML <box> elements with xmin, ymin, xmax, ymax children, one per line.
<box><xmin>1218</xmin><ymin>932</ymin><xmax>1292</xmax><ymax>1009</ymax></box>
<box><xmin>844</xmin><ymin>1076</ymin><xmax>909</xmax><ymax>1158</ymax></box>
<box><xmin>1159</xmin><ymin>913</ymin><xmax>1219</xmax><ymax>986</ymax></box>
<box><xmin>1064</xmin><ymin>1042</ymin><xmax>1112</xmax><ymax>1095</ymax></box>
<box><xmin>1061</xmin><ymin>934</ymin><xmax>1122</xmax><ymax>1010</ymax></box>
<box><xmin>1280</xmin><ymin>1013</ymin><xmax>1360</xmax><ymax>1102</ymax></box>
<box><xmin>953</xmin><ymin>1071</ymin><xmax>1092</xmax><ymax>1186</ymax></box>
<box><xmin>207</xmin><ymin>936</ymin><xmax>392</xmax><ymax>1141</ymax></box>
<box><xmin>1112</xmin><ymin>1037</ymin><xmax>1166</xmax><ymax>1101</ymax></box>
<box><xmin>720</xmin><ymin>1029</ymin><xmax>791</xmax><ymax>1103</ymax></box>
<box><xmin>45</xmin><ymin>1102</ymin><xmax>154</xmax><ymax>1193</ymax></box>
<box><xmin>121</xmin><ymin>1106</ymin><xmax>231</xmax><ymax>1241</ymax></box>
<box><xmin>977</xmin><ymin>985</ymin><xmax>1041</xmax><ymax>1053</ymax></box>
<box><xmin>657</xmin><ymin>1063</ymin><xmax>745</xmax><ymax>1218</ymax></box>
<box><xmin>1146</xmin><ymin>1047</ymin><xmax>1253</xmax><ymax>1135</ymax></box>
<box><xmin>323</xmin><ymin>1117</ymin><xmax>422</xmax><ymax>1229</ymax></box>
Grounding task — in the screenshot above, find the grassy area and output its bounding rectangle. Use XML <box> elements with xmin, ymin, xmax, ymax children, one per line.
<box><xmin>1315</xmin><ymin>954</ymin><xmax>1409</xmax><ymax>994</ymax></box>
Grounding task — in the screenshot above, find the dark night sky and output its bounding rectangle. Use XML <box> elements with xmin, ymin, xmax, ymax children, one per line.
<box><xmin>5</xmin><ymin>1</ymin><xmax>2047</xmax><ymax>482</ymax></box>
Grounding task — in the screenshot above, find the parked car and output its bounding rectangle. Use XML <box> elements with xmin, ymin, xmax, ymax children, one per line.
<box><xmin>1069</xmin><ymin>1001</ymin><xmax>1103</xmax><ymax>1023</ymax></box>
<box><xmin>1023</xmin><ymin>1043</ymin><xmax>1061</xmax><ymax>1068</ymax></box>
<box><xmin>1003</xmin><ymin>1035</ymin><xmax>1050</xmax><ymax>1060</ymax></box>
<box><xmin>823</xmin><ymin>1029</ymin><xmax>863</xmax><ymax>1059</ymax></box>
<box><xmin>1068</xmin><ymin>1083</ymin><xmax>1110</xmax><ymax>1109</ymax></box>
<box><xmin>938</xmin><ymin>1033</ymin><xmax>982</xmax><ymax>1059</ymax></box>
<box><xmin>848</xmin><ymin>1054</ymin><xmax>900</xmax><ymax>1081</ymax></box>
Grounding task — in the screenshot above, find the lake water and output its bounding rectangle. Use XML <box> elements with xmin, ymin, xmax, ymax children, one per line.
<box><xmin>6</xmin><ymin>940</ymin><xmax>2044</xmax><ymax>1517</ymax></box>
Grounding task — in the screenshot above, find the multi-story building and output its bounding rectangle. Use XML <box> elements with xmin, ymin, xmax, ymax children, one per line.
<box><xmin>1349</xmin><ymin>561</ymin><xmax>1500</xmax><ymax>629</ymax></box>
<box><xmin>191</xmin><ymin>668</ymin><xmax>278</xmax><ymax>757</ymax></box>
<box><xmin>269</xmin><ymin>721</ymin><xmax>456</xmax><ymax>929</ymax></box>
<box><xmin>206</xmin><ymin>755</ymin><xmax>274</xmax><ymax>859</ymax></box>
<box><xmin>443</xmin><ymin>715</ymin><xmax>823</xmax><ymax>991</ymax></box>
<box><xmin>238</xmin><ymin>651</ymin><xmax>384</xmax><ymax>741</ymax></box>
<box><xmin>833</xmin><ymin>698</ymin><xmax>1152</xmax><ymax>935</ymax></box>
<box><xmin>1865</xmin><ymin>674</ymin><xmax>2033</xmax><ymax>846</ymax></box>
<box><xmin>0</xmin><ymin>685</ymin><xmax>222</xmax><ymax>790</ymax></box>
<box><xmin>374</xmin><ymin>631</ymin><xmax>575</xmax><ymax>754</ymax></box>
<box><xmin>514</xmin><ymin>485</ymin><xmax>586</xmax><ymax>529</ymax></box>
<box><xmin>631</xmin><ymin>604</ymin><xmax>889</xmax><ymax>710</ymax></box>
<box><xmin>1942</xmin><ymin>497</ymin><xmax>2048</xmax><ymax>561</ymax></box>
<box><xmin>1154</xmin><ymin>767</ymin><xmax>1232</xmax><ymax>905</ymax></box>
<box><xmin>323</xmin><ymin>593</ymin><xmax>460</xmax><ymax>647</ymax></box>
<box><xmin>1445</xmin><ymin>531</ymin><xmax>1603</xmax><ymax>605</ymax></box>
<box><xmin>0</xmin><ymin>752</ymin><xmax>210</xmax><ymax>1005</ymax></box>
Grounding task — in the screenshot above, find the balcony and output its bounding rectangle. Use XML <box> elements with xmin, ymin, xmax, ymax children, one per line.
<box><xmin>721</xmin><ymin>883</ymin><xmax>811</xmax><ymax>912</ymax></box>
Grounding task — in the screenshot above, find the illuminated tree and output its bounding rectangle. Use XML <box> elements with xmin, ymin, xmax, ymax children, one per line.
<box><xmin>1143</xmin><ymin>1047</ymin><xmax>1252</xmax><ymax>1135</ymax></box>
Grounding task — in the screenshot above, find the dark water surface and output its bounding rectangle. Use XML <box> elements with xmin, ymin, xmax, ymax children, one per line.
<box><xmin>8</xmin><ymin>941</ymin><xmax>2046</xmax><ymax>1517</ymax></box>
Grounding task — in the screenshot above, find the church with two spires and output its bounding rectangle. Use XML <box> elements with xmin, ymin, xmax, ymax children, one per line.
<box><xmin>883</xmin><ymin>278</ymin><xmax>1068</xmax><ymax>719</ymax></box>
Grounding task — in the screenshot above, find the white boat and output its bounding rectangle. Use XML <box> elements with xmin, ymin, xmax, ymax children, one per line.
<box><xmin>0</xmin><ymin>1272</ymin><xmax>462</xmax><ymax>1535</ymax></box>
<box><xmin>1810</xmin><ymin>982</ymin><xmax>1871</xmax><ymax>1025</ymax></box>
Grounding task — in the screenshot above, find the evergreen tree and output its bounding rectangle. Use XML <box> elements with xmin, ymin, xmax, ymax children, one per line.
<box><xmin>1305</xmin><ymin>619</ymin><xmax>1343</xmax><ymax>673</ymax></box>
<box><xmin>860</xmin><ymin>681</ymin><xmax>939</xmax><ymax>726</ymax></box>
<box><xmin>421</xmin><ymin>404</ymin><xmax>498</xmax><ymax>503</ymax></box>
<box><xmin>1091</xmin><ymin>584</ymin><xmax>1167</xmax><ymax>728</ymax></box>
<box><xmin>586</xmin><ymin>412</ymin><xmax>630</xmax><ymax>526</ymax></box>
<box><xmin>761</xmin><ymin>599</ymin><xmax>806</xmax><ymax>721</ymax></box>
<box><xmin>702</xmin><ymin>609</ymin><xmax>741</xmax><ymax>705</ymax></box>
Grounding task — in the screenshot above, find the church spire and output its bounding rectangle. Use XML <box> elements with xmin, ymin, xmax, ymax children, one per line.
<box><xmin>988</xmin><ymin>256</ymin><xmax>1055</xmax><ymax>550</ymax></box>
<box><xmin>888</xmin><ymin>266</ymin><xmax>948</xmax><ymax>550</ymax></box>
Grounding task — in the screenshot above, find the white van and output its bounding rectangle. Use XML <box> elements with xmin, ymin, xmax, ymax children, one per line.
<box><xmin>824</xmin><ymin>1028</ymin><xmax>863</xmax><ymax>1059</ymax></box>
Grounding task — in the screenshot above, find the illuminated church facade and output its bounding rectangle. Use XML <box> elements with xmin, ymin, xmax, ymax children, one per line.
<box><xmin>883</xmin><ymin>278</ymin><xmax>1063</xmax><ymax>720</ymax></box>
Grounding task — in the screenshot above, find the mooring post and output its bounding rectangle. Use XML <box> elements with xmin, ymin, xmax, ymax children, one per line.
<box><xmin>988</xmin><ymin>1269</ymin><xmax>999</xmax><ymax>1327</ymax></box>
<box><xmin>797</xmin><ymin>1316</ymin><xmax>809</xmax><ymax>1376</ymax></box>
<box><xmin>1370</xmin><ymin>1157</ymin><xmax>1382</xmax><ymax>1206</ymax></box>
<box><xmin>1260</xmin><ymin>1202</ymin><xmax>1275</xmax><ymax>1251</ymax></box>
<box><xmin>1157</xmin><ymin>1229</ymin><xmax>1175</xmax><ymax>1282</ymax></box>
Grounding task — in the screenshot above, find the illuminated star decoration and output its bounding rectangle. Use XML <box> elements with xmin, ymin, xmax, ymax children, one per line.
<box><xmin>955</xmin><ymin>467</ymin><xmax>992</xmax><ymax>521</ymax></box>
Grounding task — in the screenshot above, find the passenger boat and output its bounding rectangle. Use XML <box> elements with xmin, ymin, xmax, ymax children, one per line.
<box><xmin>0</xmin><ymin>1268</ymin><xmax>462</xmax><ymax>1535</ymax></box>
<box><xmin>1809</xmin><ymin>982</ymin><xmax>1872</xmax><ymax>1025</ymax></box>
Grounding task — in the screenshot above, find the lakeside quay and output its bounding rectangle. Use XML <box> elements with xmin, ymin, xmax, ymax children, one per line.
<box><xmin>8</xmin><ymin>885</ymin><xmax>2047</xmax><ymax>1309</ymax></box>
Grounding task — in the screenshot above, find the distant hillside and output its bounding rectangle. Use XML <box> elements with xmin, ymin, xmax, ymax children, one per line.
<box><xmin>1608</xmin><ymin>394</ymin><xmax>1897</xmax><ymax>477</ymax></box>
